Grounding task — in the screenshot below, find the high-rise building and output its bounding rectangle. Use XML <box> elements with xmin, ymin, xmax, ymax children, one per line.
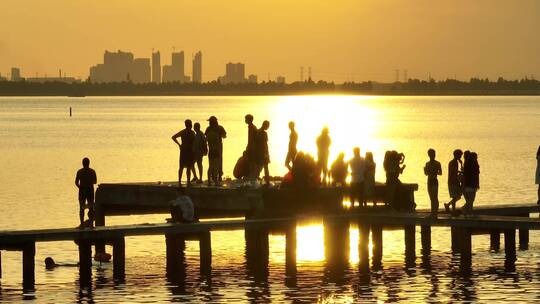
<box><xmin>11</xmin><ymin>68</ymin><xmax>21</xmax><ymax>81</ymax></box>
<box><xmin>162</xmin><ymin>51</ymin><xmax>185</xmax><ymax>83</ymax></box>
<box><xmin>89</xmin><ymin>50</ymin><xmax>150</xmax><ymax>83</ymax></box>
<box><xmin>192</xmin><ymin>51</ymin><xmax>202</xmax><ymax>83</ymax></box>
<box><xmin>152</xmin><ymin>51</ymin><xmax>161</xmax><ymax>83</ymax></box>
<box><xmin>220</xmin><ymin>62</ymin><xmax>245</xmax><ymax>84</ymax></box>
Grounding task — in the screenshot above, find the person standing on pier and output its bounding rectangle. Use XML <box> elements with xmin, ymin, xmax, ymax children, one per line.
<box><xmin>245</xmin><ymin>114</ymin><xmax>258</xmax><ymax>182</ymax></box>
<box><xmin>536</xmin><ymin>145</ymin><xmax>540</xmax><ymax>204</ymax></box>
<box><xmin>316</xmin><ymin>127</ymin><xmax>332</xmax><ymax>185</ymax></box>
<box><xmin>364</xmin><ymin>152</ymin><xmax>376</xmax><ymax>206</ymax></box>
<box><xmin>444</xmin><ymin>149</ymin><xmax>463</xmax><ymax>213</ymax></box>
<box><xmin>205</xmin><ymin>116</ymin><xmax>227</xmax><ymax>186</ymax></box>
<box><xmin>172</xmin><ymin>119</ymin><xmax>195</xmax><ymax>187</ymax></box>
<box><xmin>285</xmin><ymin>121</ymin><xmax>298</xmax><ymax>171</ymax></box>
<box><xmin>349</xmin><ymin>147</ymin><xmax>366</xmax><ymax>206</ymax></box>
<box><xmin>256</xmin><ymin>120</ymin><xmax>271</xmax><ymax>185</ymax></box>
<box><xmin>75</xmin><ymin>157</ymin><xmax>97</xmax><ymax>228</ymax></box>
<box><xmin>192</xmin><ymin>122</ymin><xmax>207</xmax><ymax>183</ymax></box>
<box><xmin>462</xmin><ymin>152</ymin><xmax>480</xmax><ymax>215</ymax></box>
<box><xmin>424</xmin><ymin>149</ymin><xmax>442</xmax><ymax>217</ymax></box>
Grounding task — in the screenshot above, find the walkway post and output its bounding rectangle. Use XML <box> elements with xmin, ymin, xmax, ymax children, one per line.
<box><xmin>371</xmin><ymin>224</ymin><xmax>383</xmax><ymax>269</ymax></box>
<box><xmin>504</xmin><ymin>229</ymin><xmax>516</xmax><ymax>271</ymax></box>
<box><xmin>404</xmin><ymin>225</ymin><xmax>416</xmax><ymax>266</ymax></box>
<box><xmin>78</xmin><ymin>239</ymin><xmax>92</xmax><ymax>287</ymax></box>
<box><xmin>358</xmin><ymin>222</ymin><xmax>370</xmax><ymax>273</ymax></box>
<box><xmin>421</xmin><ymin>225</ymin><xmax>431</xmax><ymax>255</ymax></box>
<box><xmin>112</xmin><ymin>237</ymin><xmax>126</xmax><ymax>281</ymax></box>
<box><xmin>199</xmin><ymin>231</ymin><xmax>212</xmax><ymax>276</ymax></box>
<box><xmin>22</xmin><ymin>242</ymin><xmax>35</xmax><ymax>291</ymax></box>
<box><xmin>490</xmin><ymin>230</ymin><xmax>500</xmax><ymax>251</ymax></box>
<box><xmin>285</xmin><ymin>222</ymin><xmax>297</xmax><ymax>282</ymax></box>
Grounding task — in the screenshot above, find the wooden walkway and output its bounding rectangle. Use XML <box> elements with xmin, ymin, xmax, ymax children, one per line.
<box><xmin>0</xmin><ymin>203</ymin><xmax>538</xmax><ymax>292</ymax></box>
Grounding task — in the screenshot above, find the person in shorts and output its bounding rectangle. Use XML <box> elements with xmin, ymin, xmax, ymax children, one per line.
<box><xmin>444</xmin><ymin>149</ymin><xmax>463</xmax><ymax>212</ymax></box>
<box><xmin>75</xmin><ymin>157</ymin><xmax>97</xmax><ymax>228</ymax></box>
<box><xmin>172</xmin><ymin>119</ymin><xmax>195</xmax><ymax>187</ymax></box>
<box><xmin>424</xmin><ymin>149</ymin><xmax>442</xmax><ymax>217</ymax></box>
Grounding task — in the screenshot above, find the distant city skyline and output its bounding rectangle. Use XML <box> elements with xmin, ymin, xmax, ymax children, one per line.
<box><xmin>1</xmin><ymin>1</ymin><xmax>539</xmax><ymax>83</ymax></box>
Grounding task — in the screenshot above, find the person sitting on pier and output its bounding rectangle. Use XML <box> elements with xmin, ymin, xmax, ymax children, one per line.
<box><xmin>192</xmin><ymin>122</ymin><xmax>207</xmax><ymax>184</ymax></box>
<box><xmin>290</xmin><ymin>152</ymin><xmax>319</xmax><ymax>188</ymax></box>
<box><xmin>172</xmin><ymin>119</ymin><xmax>195</xmax><ymax>187</ymax></box>
<box><xmin>285</xmin><ymin>121</ymin><xmax>298</xmax><ymax>171</ymax></box>
<box><xmin>75</xmin><ymin>157</ymin><xmax>97</xmax><ymax>229</ymax></box>
<box><xmin>169</xmin><ymin>189</ymin><xmax>195</xmax><ymax>223</ymax></box>
<box><xmin>234</xmin><ymin>151</ymin><xmax>250</xmax><ymax>180</ymax></box>
<box><xmin>330</xmin><ymin>152</ymin><xmax>348</xmax><ymax>186</ymax></box>
<box><xmin>364</xmin><ymin>152</ymin><xmax>376</xmax><ymax>206</ymax></box>
<box><xmin>444</xmin><ymin>149</ymin><xmax>463</xmax><ymax>213</ymax></box>
<box><xmin>462</xmin><ymin>152</ymin><xmax>480</xmax><ymax>215</ymax></box>
<box><xmin>536</xmin><ymin>145</ymin><xmax>540</xmax><ymax>204</ymax></box>
<box><xmin>205</xmin><ymin>116</ymin><xmax>227</xmax><ymax>186</ymax></box>
<box><xmin>424</xmin><ymin>148</ymin><xmax>442</xmax><ymax>217</ymax></box>
<box><xmin>349</xmin><ymin>147</ymin><xmax>366</xmax><ymax>206</ymax></box>
<box><xmin>245</xmin><ymin>114</ymin><xmax>258</xmax><ymax>183</ymax></box>
<box><xmin>384</xmin><ymin>151</ymin><xmax>406</xmax><ymax>210</ymax></box>
<box><xmin>316</xmin><ymin>127</ymin><xmax>332</xmax><ymax>185</ymax></box>
<box><xmin>256</xmin><ymin>120</ymin><xmax>271</xmax><ymax>185</ymax></box>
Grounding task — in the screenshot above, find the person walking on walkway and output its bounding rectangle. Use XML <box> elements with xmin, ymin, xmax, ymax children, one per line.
<box><xmin>535</xmin><ymin>146</ymin><xmax>540</xmax><ymax>205</ymax></box>
<box><xmin>75</xmin><ymin>157</ymin><xmax>97</xmax><ymax>228</ymax></box>
<box><xmin>257</xmin><ymin>120</ymin><xmax>271</xmax><ymax>185</ymax></box>
<box><xmin>424</xmin><ymin>149</ymin><xmax>442</xmax><ymax>217</ymax></box>
<box><xmin>462</xmin><ymin>152</ymin><xmax>480</xmax><ymax>215</ymax></box>
<box><xmin>285</xmin><ymin>121</ymin><xmax>298</xmax><ymax>171</ymax></box>
<box><xmin>444</xmin><ymin>149</ymin><xmax>463</xmax><ymax>213</ymax></box>
<box><xmin>192</xmin><ymin>122</ymin><xmax>207</xmax><ymax>183</ymax></box>
<box><xmin>172</xmin><ymin>119</ymin><xmax>195</xmax><ymax>187</ymax></box>
<box><xmin>316</xmin><ymin>127</ymin><xmax>331</xmax><ymax>185</ymax></box>
<box><xmin>205</xmin><ymin>116</ymin><xmax>227</xmax><ymax>186</ymax></box>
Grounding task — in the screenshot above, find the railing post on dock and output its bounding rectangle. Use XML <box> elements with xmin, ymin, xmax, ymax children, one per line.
<box><xmin>112</xmin><ymin>237</ymin><xmax>125</xmax><ymax>281</ymax></box>
<box><xmin>285</xmin><ymin>222</ymin><xmax>297</xmax><ymax>283</ymax></box>
<box><xmin>22</xmin><ymin>242</ymin><xmax>35</xmax><ymax>291</ymax></box>
<box><xmin>404</xmin><ymin>225</ymin><xmax>416</xmax><ymax>266</ymax></box>
<box><xmin>421</xmin><ymin>225</ymin><xmax>431</xmax><ymax>255</ymax></box>
<box><xmin>199</xmin><ymin>231</ymin><xmax>212</xmax><ymax>276</ymax></box>
<box><xmin>504</xmin><ymin>229</ymin><xmax>516</xmax><ymax>271</ymax></box>
<box><xmin>519</xmin><ymin>214</ymin><xmax>529</xmax><ymax>250</ymax></box>
<box><xmin>78</xmin><ymin>239</ymin><xmax>92</xmax><ymax>287</ymax></box>
<box><xmin>165</xmin><ymin>234</ymin><xmax>186</xmax><ymax>283</ymax></box>
<box><xmin>490</xmin><ymin>230</ymin><xmax>500</xmax><ymax>251</ymax></box>
<box><xmin>458</xmin><ymin>228</ymin><xmax>472</xmax><ymax>273</ymax></box>
<box><xmin>371</xmin><ymin>224</ymin><xmax>383</xmax><ymax>269</ymax></box>
<box><xmin>358</xmin><ymin>222</ymin><xmax>370</xmax><ymax>273</ymax></box>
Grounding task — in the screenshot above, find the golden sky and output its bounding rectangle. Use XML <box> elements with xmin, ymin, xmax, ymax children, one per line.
<box><xmin>1</xmin><ymin>0</ymin><xmax>539</xmax><ymax>82</ymax></box>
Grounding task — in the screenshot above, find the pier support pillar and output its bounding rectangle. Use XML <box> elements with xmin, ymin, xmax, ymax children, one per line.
<box><xmin>22</xmin><ymin>242</ymin><xmax>35</xmax><ymax>291</ymax></box>
<box><xmin>78</xmin><ymin>239</ymin><xmax>92</xmax><ymax>287</ymax></box>
<box><xmin>519</xmin><ymin>215</ymin><xmax>529</xmax><ymax>250</ymax></box>
<box><xmin>112</xmin><ymin>237</ymin><xmax>125</xmax><ymax>281</ymax></box>
<box><xmin>94</xmin><ymin>204</ymin><xmax>106</xmax><ymax>256</ymax></box>
<box><xmin>199</xmin><ymin>232</ymin><xmax>212</xmax><ymax>276</ymax></box>
<box><xmin>358</xmin><ymin>222</ymin><xmax>370</xmax><ymax>273</ymax></box>
<box><xmin>404</xmin><ymin>225</ymin><xmax>416</xmax><ymax>266</ymax></box>
<box><xmin>421</xmin><ymin>225</ymin><xmax>431</xmax><ymax>255</ymax></box>
<box><xmin>371</xmin><ymin>225</ymin><xmax>383</xmax><ymax>269</ymax></box>
<box><xmin>245</xmin><ymin>228</ymin><xmax>269</xmax><ymax>281</ymax></box>
<box><xmin>285</xmin><ymin>223</ymin><xmax>297</xmax><ymax>285</ymax></box>
<box><xmin>490</xmin><ymin>230</ymin><xmax>500</xmax><ymax>251</ymax></box>
<box><xmin>458</xmin><ymin>228</ymin><xmax>472</xmax><ymax>273</ymax></box>
<box><xmin>324</xmin><ymin>218</ymin><xmax>349</xmax><ymax>268</ymax></box>
<box><xmin>504</xmin><ymin>229</ymin><xmax>516</xmax><ymax>271</ymax></box>
<box><xmin>165</xmin><ymin>234</ymin><xmax>186</xmax><ymax>282</ymax></box>
<box><xmin>0</xmin><ymin>250</ymin><xmax>2</xmax><ymax>279</ymax></box>
<box><xmin>451</xmin><ymin>227</ymin><xmax>459</xmax><ymax>253</ymax></box>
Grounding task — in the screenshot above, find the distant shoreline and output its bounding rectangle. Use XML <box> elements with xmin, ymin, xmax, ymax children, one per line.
<box><xmin>1</xmin><ymin>79</ymin><xmax>539</xmax><ymax>97</ymax></box>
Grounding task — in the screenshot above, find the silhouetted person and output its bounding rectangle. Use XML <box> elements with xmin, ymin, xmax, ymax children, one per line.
<box><xmin>75</xmin><ymin>157</ymin><xmax>97</xmax><ymax>228</ymax></box>
<box><xmin>330</xmin><ymin>152</ymin><xmax>348</xmax><ymax>186</ymax></box>
<box><xmin>245</xmin><ymin>114</ymin><xmax>258</xmax><ymax>182</ymax></box>
<box><xmin>45</xmin><ymin>257</ymin><xmax>78</xmax><ymax>269</ymax></box>
<box><xmin>172</xmin><ymin>119</ymin><xmax>195</xmax><ymax>187</ymax></box>
<box><xmin>291</xmin><ymin>152</ymin><xmax>319</xmax><ymax>188</ymax></box>
<box><xmin>349</xmin><ymin>147</ymin><xmax>366</xmax><ymax>206</ymax></box>
<box><xmin>285</xmin><ymin>121</ymin><xmax>298</xmax><ymax>170</ymax></box>
<box><xmin>316</xmin><ymin>127</ymin><xmax>331</xmax><ymax>184</ymax></box>
<box><xmin>462</xmin><ymin>152</ymin><xmax>479</xmax><ymax>215</ymax></box>
<box><xmin>384</xmin><ymin>151</ymin><xmax>406</xmax><ymax>209</ymax></box>
<box><xmin>192</xmin><ymin>122</ymin><xmax>207</xmax><ymax>183</ymax></box>
<box><xmin>205</xmin><ymin>116</ymin><xmax>227</xmax><ymax>186</ymax></box>
<box><xmin>364</xmin><ymin>152</ymin><xmax>376</xmax><ymax>206</ymax></box>
<box><xmin>257</xmin><ymin>120</ymin><xmax>271</xmax><ymax>185</ymax></box>
<box><xmin>444</xmin><ymin>149</ymin><xmax>463</xmax><ymax>213</ymax></box>
<box><xmin>424</xmin><ymin>149</ymin><xmax>442</xmax><ymax>217</ymax></box>
<box><xmin>536</xmin><ymin>145</ymin><xmax>540</xmax><ymax>204</ymax></box>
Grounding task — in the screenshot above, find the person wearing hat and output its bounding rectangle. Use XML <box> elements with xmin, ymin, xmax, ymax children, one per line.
<box><xmin>205</xmin><ymin>116</ymin><xmax>227</xmax><ymax>185</ymax></box>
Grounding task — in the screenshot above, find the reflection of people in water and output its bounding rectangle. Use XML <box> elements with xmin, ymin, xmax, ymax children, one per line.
<box><xmin>424</xmin><ymin>149</ymin><xmax>442</xmax><ymax>217</ymax></box>
<box><xmin>285</xmin><ymin>121</ymin><xmax>298</xmax><ymax>171</ymax></box>
<box><xmin>536</xmin><ymin>145</ymin><xmax>540</xmax><ymax>204</ymax></box>
<box><xmin>316</xmin><ymin>127</ymin><xmax>331</xmax><ymax>185</ymax></box>
<box><xmin>330</xmin><ymin>152</ymin><xmax>348</xmax><ymax>186</ymax></box>
<box><xmin>45</xmin><ymin>257</ymin><xmax>78</xmax><ymax>269</ymax></box>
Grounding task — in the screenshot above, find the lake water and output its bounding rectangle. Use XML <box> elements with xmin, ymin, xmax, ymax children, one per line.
<box><xmin>0</xmin><ymin>96</ymin><xmax>539</xmax><ymax>303</ymax></box>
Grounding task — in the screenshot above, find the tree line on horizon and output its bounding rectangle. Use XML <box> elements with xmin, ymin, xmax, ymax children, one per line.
<box><xmin>0</xmin><ymin>77</ymin><xmax>539</xmax><ymax>96</ymax></box>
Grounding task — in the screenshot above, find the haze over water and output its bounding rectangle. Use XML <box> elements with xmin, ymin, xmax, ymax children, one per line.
<box><xmin>0</xmin><ymin>96</ymin><xmax>539</xmax><ymax>302</ymax></box>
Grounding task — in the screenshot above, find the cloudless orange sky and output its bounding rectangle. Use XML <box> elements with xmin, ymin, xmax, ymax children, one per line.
<box><xmin>1</xmin><ymin>0</ymin><xmax>539</xmax><ymax>82</ymax></box>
